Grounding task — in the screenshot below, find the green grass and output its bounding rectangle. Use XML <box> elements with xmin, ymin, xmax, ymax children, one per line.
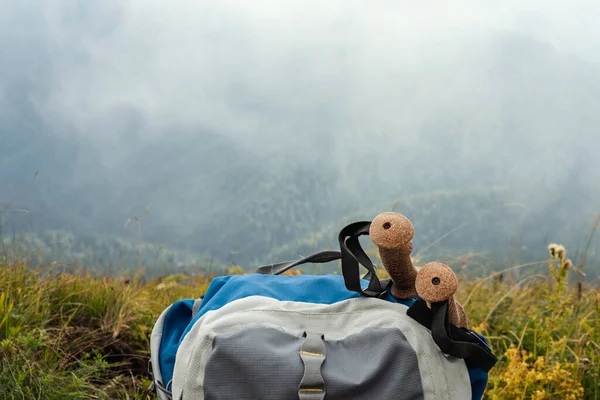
<box><xmin>458</xmin><ymin>248</ymin><xmax>599</xmax><ymax>399</ymax></box>
<box><xmin>0</xmin><ymin>256</ymin><xmax>211</xmax><ymax>399</ymax></box>
<box><xmin>0</xmin><ymin>241</ymin><xmax>598</xmax><ymax>399</ymax></box>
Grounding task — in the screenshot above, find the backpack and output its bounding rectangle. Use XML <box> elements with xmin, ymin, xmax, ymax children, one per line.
<box><xmin>148</xmin><ymin>216</ymin><xmax>497</xmax><ymax>400</ymax></box>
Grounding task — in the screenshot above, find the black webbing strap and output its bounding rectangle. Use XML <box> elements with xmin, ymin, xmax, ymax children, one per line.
<box><xmin>255</xmin><ymin>221</ymin><xmax>390</xmax><ymax>298</ymax></box>
<box><xmin>406</xmin><ymin>299</ymin><xmax>498</xmax><ymax>372</ymax></box>
<box><xmin>255</xmin><ymin>250</ymin><xmax>342</xmax><ymax>275</ymax></box>
<box><xmin>338</xmin><ymin>221</ymin><xmax>388</xmax><ymax>297</ymax></box>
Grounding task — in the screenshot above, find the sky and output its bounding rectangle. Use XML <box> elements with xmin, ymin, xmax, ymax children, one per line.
<box><xmin>5</xmin><ymin>1</ymin><xmax>600</xmax><ymax>151</ymax></box>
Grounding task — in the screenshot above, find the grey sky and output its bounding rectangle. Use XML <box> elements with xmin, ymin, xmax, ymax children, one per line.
<box><xmin>2</xmin><ymin>1</ymin><xmax>598</xmax><ymax>181</ymax></box>
<box><xmin>10</xmin><ymin>1</ymin><xmax>597</xmax><ymax>151</ymax></box>
<box><xmin>1</xmin><ymin>1</ymin><xmax>599</xmax><ymax>268</ymax></box>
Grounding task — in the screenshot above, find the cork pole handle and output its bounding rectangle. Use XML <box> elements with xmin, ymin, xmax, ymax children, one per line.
<box><xmin>369</xmin><ymin>212</ymin><xmax>418</xmax><ymax>299</ymax></box>
<box><xmin>415</xmin><ymin>262</ymin><xmax>468</xmax><ymax>328</ymax></box>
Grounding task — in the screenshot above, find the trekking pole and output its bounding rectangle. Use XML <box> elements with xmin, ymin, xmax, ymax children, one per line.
<box><xmin>415</xmin><ymin>262</ymin><xmax>468</xmax><ymax>328</ymax></box>
<box><xmin>369</xmin><ymin>212</ymin><xmax>419</xmax><ymax>299</ymax></box>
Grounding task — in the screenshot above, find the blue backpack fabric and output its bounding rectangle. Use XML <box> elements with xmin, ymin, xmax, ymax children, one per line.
<box><xmin>149</xmin><ymin>220</ymin><xmax>497</xmax><ymax>400</ymax></box>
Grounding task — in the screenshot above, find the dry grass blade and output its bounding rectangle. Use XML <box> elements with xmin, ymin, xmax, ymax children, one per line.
<box><xmin>463</xmin><ymin>260</ymin><xmax>547</xmax><ymax>306</ymax></box>
<box><xmin>483</xmin><ymin>274</ymin><xmax>546</xmax><ymax>322</ymax></box>
<box><xmin>414</xmin><ymin>222</ymin><xmax>469</xmax><ymax>259</ymax></box>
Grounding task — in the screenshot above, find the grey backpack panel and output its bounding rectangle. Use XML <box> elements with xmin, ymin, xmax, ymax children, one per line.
<box><xmin>323</xmin><ymin>327</ymin><xmax>423</xmax><ymax>399</ymax></box>
<box><xmin>203</xmin><ymin>327</ymin><xmax>305</xmax><ymax>400</ymax></box>
<box><xmin>202</xmin><ymin>325</ymin><xmax>424</xmax><ymax>399</ymax></box>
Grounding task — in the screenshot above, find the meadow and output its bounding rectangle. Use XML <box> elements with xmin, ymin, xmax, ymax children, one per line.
<box><xmin>0</xmin><ymin>240</ymin><xmax>598</xmax><ymax>399</ymax></box>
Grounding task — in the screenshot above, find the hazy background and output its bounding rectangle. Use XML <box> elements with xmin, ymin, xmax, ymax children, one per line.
<box><xmin>1</xmin><ymin>1</ymin><xmax>599</xmax><ymax>278</ymax></box>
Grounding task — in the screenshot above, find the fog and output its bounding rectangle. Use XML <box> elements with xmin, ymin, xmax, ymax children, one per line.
<box><xmin>1</xmin><ymin>1</ymin><xmax>599</xmax><ymax>276</ymax></box>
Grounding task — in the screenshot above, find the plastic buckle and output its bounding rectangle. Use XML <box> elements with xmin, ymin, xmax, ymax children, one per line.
<box><xmin>148</xmin><ymin>360</ymin><xmax>156</xmax><ymax>391</ymax></box>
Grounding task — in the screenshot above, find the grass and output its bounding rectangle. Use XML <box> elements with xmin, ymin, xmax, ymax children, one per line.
<box><xmin>0</xmin><ymin>255</ymin><xmax>212</xmax><ymax>399</ymax></box>
<box><xmin>457</xmin><ymin>246</ymin><xmax>599</xmax><ymax>399</ymax></box>
<box><xmin>0</xmin><ymin>242</ymin><xmax>598</xmax><ymax>399</ymax></box>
